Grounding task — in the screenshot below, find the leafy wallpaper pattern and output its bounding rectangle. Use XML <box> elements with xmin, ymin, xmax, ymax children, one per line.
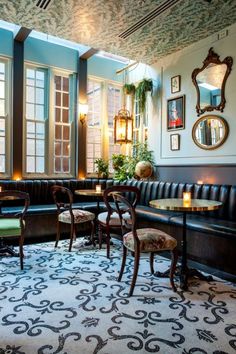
<box><xmin>0</xmin><ymin>0</ymin><xmax>236</xmax><ymax>63</ymax></box>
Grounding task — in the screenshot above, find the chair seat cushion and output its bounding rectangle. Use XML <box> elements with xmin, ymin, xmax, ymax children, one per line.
<box><xmin>98</xmin><ymin>211</ymin><xmax>130</xmax><ymax>226</ymax></box>
<box><xmin>58</xmin><ymin>209</ymin><xmax>95</xmax><ymax>224</ymax></box>
<box><xmin>0</xmin><ymin>218</ymin><xmax>21</xmax><ymax>237</ymax></box>
<box><xmin>123</xmin><ymin>228</ymin><xmax>177</xmax><ymax>252</ymax></box>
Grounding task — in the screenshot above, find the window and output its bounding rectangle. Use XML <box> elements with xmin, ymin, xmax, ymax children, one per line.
<box><xmin>24</xmin><ymin>65</ymin><xmax>76</xmax><ymax>177</ymax></box>
<box><xmin>0</xmin><ymin>59</ymin><xmax>10</xmax><ymax>176</ymax></box>
<box><xmin>86</xmin><ymin>78</ymin><xmax>122</xmax><ymax>175</ymax></box>
<box><xmin>133</xmin><ymin>91</ymin><xmax>150</xmax><ymax>146</ymax></box>
<box><xmin>25</xmin><ymin>67</ymin><xmax>46</xmax><ymax>173</ymax></box>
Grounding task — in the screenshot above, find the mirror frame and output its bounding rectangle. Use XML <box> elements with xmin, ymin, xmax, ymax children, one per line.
<box><xmin>192</xmin><ymin>48</ymin><xmax>233</xmax><ymax>116</ymax></box>
<box><xmin>192</xmin><ymin>115</ymin><xmax>229</xmax><ymax>150</ymax></box>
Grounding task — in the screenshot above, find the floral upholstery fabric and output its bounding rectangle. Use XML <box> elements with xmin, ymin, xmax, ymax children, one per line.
<box><xmin>98</xmin><ymin>212</ymin><xmax>130</xmax><ymax>226</ymax></box>
<box><xmin>59</xmin><ymin>209</ymin><xmax>95</xmax><ymax>224</ymax></box>
<box><xmin>123</xmin><ymin>228</ymin><xmax>177</xmax><ymax>252</ymax></box>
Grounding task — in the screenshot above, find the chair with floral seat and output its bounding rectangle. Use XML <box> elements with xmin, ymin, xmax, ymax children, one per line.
<box><xmin>97</xmin><ymin>185</ymin><xmax>141</xmax><ymax>258</ymax></box>
<box><xmin>112</xmin><ymin>192</ymin><xmax>178</xmax><ymax>297</ymax></box>
<box><xmin>51</xmin><ymin>186</ymin><xmax>95</xmax><ymax>251</ymax></box>
<box><xmin>0</xmin><ymin>190</ymin><xmax>30</xmax><ymax>270</ymax></box>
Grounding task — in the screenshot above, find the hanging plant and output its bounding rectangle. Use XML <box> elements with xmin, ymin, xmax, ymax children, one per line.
<box><xmin>123</xmin><ymin>83</ymin><xmax>136</xmax><ymax>96</ymax></box>
<box><xmin>136</xmin><ymin>79</ymin><xmax>153</xmax><ymax>114</ymax></box>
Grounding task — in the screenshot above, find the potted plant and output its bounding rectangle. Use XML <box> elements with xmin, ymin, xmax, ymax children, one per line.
<box><xmin>136</xmin><ymin>79</ymin><xmax>153</xmax><ymax>114</ymax></box>
<box><xmin>123</xmin><ymin>83</ymin><xmax>136</xmax><ymax>96</ymax></box>
<box><xmin>94</xmin><ymin>158</ymin><xmax>109</xmax><ymax>178</ymax></box>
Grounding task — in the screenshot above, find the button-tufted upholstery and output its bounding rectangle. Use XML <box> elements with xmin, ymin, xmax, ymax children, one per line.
<box><xmin>0</xmin><ymin>178</ymin><xmax>236</xmax><ymax>274</ymax></box>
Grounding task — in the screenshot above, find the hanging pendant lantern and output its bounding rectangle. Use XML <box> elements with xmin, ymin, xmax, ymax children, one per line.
<box><xmin>114</xmin><ymin>108</ymin><xmax>133</xmax><ymax>144</ymax></box>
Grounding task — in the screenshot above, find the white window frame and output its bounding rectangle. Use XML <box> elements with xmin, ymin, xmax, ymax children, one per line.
<box><xmin>23</xmin><ymin>62</ymin><xmax>76</xmax><ymax>178</ymax></box>
<box><xmin>0</xmin><ymin>56</ymin><xmax>11</xmax><ymax>178</ymax></box>
<box><xmin>86</xmin><ymin>75</ymin><xmax>124</xmax><ymax>177</ymax></box>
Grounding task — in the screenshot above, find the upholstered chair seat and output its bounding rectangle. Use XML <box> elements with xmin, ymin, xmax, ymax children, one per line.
<box><xmin>0</xmin><ymin>218</ymin><xmax>22</xmax><ymax>236</ymax></box>
<box><xmin>123</xmin><ymin>228</ymin><xmax>177</xmax><ymax>253</ymax></box>
<box><xmin>97</xmin><ymin>211</ymin><xmax>130</xmax><ymax>226</ymax></box>
<box><xmin>59</xmin><ymin>210</ymin><xmax>95</xmax><ymax>224</ymax></box>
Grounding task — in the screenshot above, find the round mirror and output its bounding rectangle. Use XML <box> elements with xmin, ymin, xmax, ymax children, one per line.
<box><xmin>192</xmin><ymin>115</ymin><xmax>229</xmax><ymax>150</ymax></box>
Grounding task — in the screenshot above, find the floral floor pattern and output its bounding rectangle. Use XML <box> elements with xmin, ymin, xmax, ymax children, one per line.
<box><xmin>0</xmin><ymin>240</ymin><xmax>236</xmax><ymax>354</ymax></box>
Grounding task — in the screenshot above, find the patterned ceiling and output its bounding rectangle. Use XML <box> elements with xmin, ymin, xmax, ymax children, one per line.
<box><xmin>0</xmin><ymin>0</ymin><xmax>236</xmax><ymax>64</ymax></box>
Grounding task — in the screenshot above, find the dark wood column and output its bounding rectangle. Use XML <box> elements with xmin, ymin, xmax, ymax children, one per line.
<box><xmin>13</xmin><ymin>27</ymin><xmax>31</xmax><ymax>179</ymax></box>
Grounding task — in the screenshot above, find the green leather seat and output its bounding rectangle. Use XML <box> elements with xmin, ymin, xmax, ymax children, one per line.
<box><xmin>0</xmin><ymin>218</ymin><xmax>21</xmax><ymax>237</ymax></box>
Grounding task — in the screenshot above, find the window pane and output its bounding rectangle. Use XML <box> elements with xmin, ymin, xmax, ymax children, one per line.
<box><xmin>63</xmin><ymin>77</ymin><xmax>69</xmax><ymax>92</ymax></box>
<box><xmin>36</xmin><ymin>140</ymin><xmax>44</xmax><ymax>156</ymax></box>
<box><xmin>0</xmin><ymin>119</ymin><xmax>5</xmax><ymax>136</ymax></box>
<box><xmin>35</xmin><ymin>105</ymin><xmax>44</xmax><ymax>120</ymax></box>
<box><xmin>36</xmin><ymin>156</ymin><xmax>44</xmax><ymax>173</ymax></box>
<box><xmin>55</xmin><ymin>142</ymin><xmax>61</xmax><ymax>156</ymax></box>
<box><xmin>63</xmin><ymin>93</ymin><xmax>69</xmax><ymax>107</ymax></box>
<box><xmin>55</xmin><ymin>108</ymin><xmax>61</xmax><ymax>122</ymax></box>
<box><xmin>62</xmin><ymin>109</ymin><xmax>68</xmax><ymax>123</ymax></box>
<box><xmin>26</xmin><ymin>103</ymin><xmax>34</xmax><ymax>119</ymax></box>
<box><xmin>0</xmin><ymin>82</ymin><xmax>5</xmax><ymax>99</ymax></box>
<box><xmin>55</xmin><ymin>125</ymin><xmax>62</xmax><ymax>139</ymax></box>
<box><xmin>56</xmin><ymin>92</ymin><xmax>61</xmax><ymax>106</ymax></box>
<box><xmin>36</xmin><ymin>123</ymin><xmax>45</xmax><ymax>138</ymax></box>
<box><xmin>0</xmin><ymin>62</ymin><xmax>5</xmax><ymax>74</ymax></box>
<box><xmin>0</xmin><ymin>136</ymin><xmax>5</xmax><ymax>154</ymax></box>
<box><xmin>0</xmin><ymin>100</ymin><xmax>5</xmax><ymax>117</ymax></box>
<box><xmin>54</xmin><ymin>157</ymin><xmax>61</xmax><ymax>172</ymax></box>
<box><xmin>55</xmin><ymin>76</ymin><xmax>61</xmax><ymax>90</ymax></box>
<box><xmin>27</xmin><ymin>122</ymin><xmax>35</xmax><ymax>138</ymax></box>
<box><xmin>27</xmin><ymin>69</ymin><xmax>35</xmax><ymax>79</ymax></box>
<box><xmin>63</xmin><ymin>126</ymin><xmax>69</xmax><ymax>140</ymax></box>
<box><xmin>36</xmin><ymin>71</ymin><xmax>45</xmax><ymax>87</ymax></box>
<box><xmin>27</xmin><ymin>156</ymin><xmax>35</xmax><ymax>173</ymax></box>
<box><xmin>62</xmin><ymin>158</ymin><xmax>69</xmax><ymax>172</ymax></box>
<box><xmin>0</xmin><ymin>155</ymin><xmax>5</xmax><ymax>173</ymax></box>
<box><xmin>63</xmin><ymin>142</ymin><xmax>69</xmax><ymax>156</ymax></box>
<box><xmin>27</xmin><ymin>139</ymin><xmax>35</xmax><ymax>155</ymax></box>
<box><xmin>36</xmin><ymin>88</ymin><xmax>44</xmax><ymax>104</ymax></box>
<box><xmin>26</xmin><ymin>86</ymin><xmax>34</xmax><ymax>103</ymax></box>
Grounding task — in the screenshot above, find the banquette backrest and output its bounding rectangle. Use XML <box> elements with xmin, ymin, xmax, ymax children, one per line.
<box><xmin>0</xmin><ymin>179</ymin><xmax>235</xmax><ymax>221</ymax></box>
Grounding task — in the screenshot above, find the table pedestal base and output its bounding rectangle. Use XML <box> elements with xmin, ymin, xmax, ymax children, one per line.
<box><xmin>0</xmin><ymin>240</ymin><xmax>19</xmax><ymax>257</ymax></box>
<box><xmin>155</xmin><ymin>266</ymin><xmax>214</xmax><ymax>290</ymax></box>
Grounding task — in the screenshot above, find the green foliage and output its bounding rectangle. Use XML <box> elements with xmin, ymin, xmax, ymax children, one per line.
<box><xmin>123</xmin><ymin>83</ymin><xmax>136</xmax><ymax>95</ymax></box>
<box><xmin>111</xmin><ymin>143</ymin><xmax>154</xmax><ymax>181</ymax></box>
<box><xmin>136</xmin><ymin>79</ymin><xmax>153</xmax><ymax>114</ymax></box>
<box><xmin>94</xmin><ymin>158</ymin><xmax>109</xmax><ymax>178</ymax></box>
<box><xmin>132</xmin><ymin>142</ymin><xmax>154</xmax><ymax>164</ymax></box>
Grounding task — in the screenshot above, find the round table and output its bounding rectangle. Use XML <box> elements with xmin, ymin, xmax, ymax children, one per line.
<box><xmin>74</xmin><ymin>189</ymin><xmax>104</xmax><ymax>210</ymax></box>
<box><xmin>149</xmin><ymin>198</ymin><xmax>222</xmax><ymax>290</ymax></box>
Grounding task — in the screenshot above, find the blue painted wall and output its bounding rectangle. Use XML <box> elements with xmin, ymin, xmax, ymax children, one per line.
<box><xmin>88</xmin><ymin>56</ymin><xmax>125</xmax><ymax>82</ymax></box>
<box><xmin>0</xmin><ymin>29</ymin><xmax>13</xmax><ymax>57</ymax></box>
<box><xmin>25</xmin><ymin>37</ymin><xmax>78</xmax><ymax>72</ymax></box>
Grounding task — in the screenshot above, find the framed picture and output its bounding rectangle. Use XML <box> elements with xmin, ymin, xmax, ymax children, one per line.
<box><xmin>167</xmin><ymin>95</ymin><xmax>185</xmax><ymax>131</ymax></box>
<box><xmin>170</xmin><ymin>134</ymin><xmax>180</xmax><ymax>151</ymax></box>
<box><xmin>171</xmin><ymin>75</ymin><xmax>181</xmax><ymax>93</ymax></box>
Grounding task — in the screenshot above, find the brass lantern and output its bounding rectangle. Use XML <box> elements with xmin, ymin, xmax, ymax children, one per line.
<box><xmin>114</xmin><ymin>109</ymin><xmax>133</xmax><ymax>144</ymax></box>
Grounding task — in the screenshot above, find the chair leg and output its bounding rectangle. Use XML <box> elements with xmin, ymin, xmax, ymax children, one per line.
<box><xmin>98</xmin><ymin>223</ymin><xmax>103</xmax><ymax>249</ymax></box>
<box><xmin>170</xmin><ymin>247</ymin><xmax>178</xmax><ymax>292</ymax></box>
<box><xmin>68</xmin><ymin>223</ymin><xmax>74</xmax><ymax>252</ymax></box>
<box><xmin>90</xmin><ymin>220</ymin><xmax>95</xmax><ymax>246</ymax></box>
<box><xmin>150</xmin><ymin>252</ymin><xmax>154</xmax><ymax>274</ymax></box>
<box><xmin>19</xmin><ymin>234</ymin><xmax>24</xmax><ymax>270</ymax></box>
<box><xmin>106</xmin><ymin>224</ymin><xmax>111</xmax><ymax>259</ymax></box>
<box><xmin>118</xmin><ymin>245</ymin><xmax>127</xmax><ymax>282</ymax></box>
<box><xmin>55</xmin><ymin>220</ymin><xmax>60</xmax><ymax>248</ymax></box>
<box><xmin>129</xmin><ymin>249</ymin><xmax>140</xmax><ymax>297</ymax></box>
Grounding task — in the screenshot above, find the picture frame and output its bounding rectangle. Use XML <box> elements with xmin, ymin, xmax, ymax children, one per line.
<box><xmin>171</xmin><ymin>75</ymin><xmax>181</xmax><ymax>94</ymax></box>
<box><xmin>170</xmin><ymin>134</ymin><xmax>180</xmax><ymax>151</ymax></box>
<box><xmin>167</xmin><ymin>95</ymin><xmax>185</xmax><ymax>131</ymax></box>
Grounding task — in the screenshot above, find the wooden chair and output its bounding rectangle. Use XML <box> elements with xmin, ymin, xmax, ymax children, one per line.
<box><xmin>97</xmin><ymin>185</ymin><xmax>140</xmax><ymax>258</ymax></box>
<box><xmin>0</xmin><ymin>190</ymin><xmax>30</xmax><ymax>270</ymax></box>
<box><xmin>51</xmin><ymin>186</ymin><xmax>95</xmax><ymax>251</ymax></box>
<box><xmin>112</xmin><ymin>192</ymin><xmax>178</xmax><ymax>297</ymax></box>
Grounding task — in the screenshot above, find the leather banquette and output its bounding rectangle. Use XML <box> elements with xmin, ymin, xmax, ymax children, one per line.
<box><xmin>0</xmin><ymin>178</ymin><xmax>235</xmax><ymax>274</ymax></box>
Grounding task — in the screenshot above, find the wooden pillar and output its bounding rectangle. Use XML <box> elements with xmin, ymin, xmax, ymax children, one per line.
<box><xmin>12</xmin><ymin>27</ymin><xmax>31</xmax><ymax>179</ymax></box>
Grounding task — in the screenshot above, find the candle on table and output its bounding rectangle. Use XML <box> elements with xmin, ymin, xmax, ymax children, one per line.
<box><xmin>96</xmin><ymin>185</ymin><xmax>102</xmax><ymax>193</ymax></box>
<box><xmin>183</xmin><ymin>192</ymin><xmax>191</xmax><ymax>202</ymax></box>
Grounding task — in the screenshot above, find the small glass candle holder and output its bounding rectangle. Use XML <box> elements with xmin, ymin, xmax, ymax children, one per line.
<box><xmin>183</xmin><ymin>192</ymin><xmax>191</xmax><ymax>202</ymax></box>
<box><xmin>96</xmin><ymin>185</ymin><xmax>102</xmax><ymax>193</ymax></box>
<box><xmin>0</xmin><ymin>186</ymin><xmax>2</xmax><ymax>192</ymax></box>
<box><xmin>197</xmin><ymin>180</ymin><xmax>203</xmax><ymax>185</ymax></box>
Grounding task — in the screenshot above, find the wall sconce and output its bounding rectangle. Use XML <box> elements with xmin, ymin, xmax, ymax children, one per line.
<box><xmin>79</xmin><ymin>103</ymin><xmax>88</xmax><ymax>125</ymax></box>
<box><xmin>114</xmin><ymin>109</ymin><xmax>133</xmax><ymax>144</ymax></box>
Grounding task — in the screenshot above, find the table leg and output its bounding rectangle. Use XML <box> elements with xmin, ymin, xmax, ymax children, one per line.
<box><xmin>180</xmin><ymin>212</ymin><xmax>188</xmax><ymax>290</ymax></box>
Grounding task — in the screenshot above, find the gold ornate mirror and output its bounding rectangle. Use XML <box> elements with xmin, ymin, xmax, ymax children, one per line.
<box><xmin>192</xmin><ymin>115</ymin><xmax>229</xmax><ymax>150</ymax></box>
<box><xmin>192</xmin><ymin>48</ymin><xmax>233</xmax><ymax>116</ymax></box>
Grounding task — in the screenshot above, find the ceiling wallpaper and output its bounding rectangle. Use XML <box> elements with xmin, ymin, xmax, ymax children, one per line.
<box><xmin>0</xmin><ymin>0</ymin><xmax>236</xmax><ymax>64</ymax></box>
